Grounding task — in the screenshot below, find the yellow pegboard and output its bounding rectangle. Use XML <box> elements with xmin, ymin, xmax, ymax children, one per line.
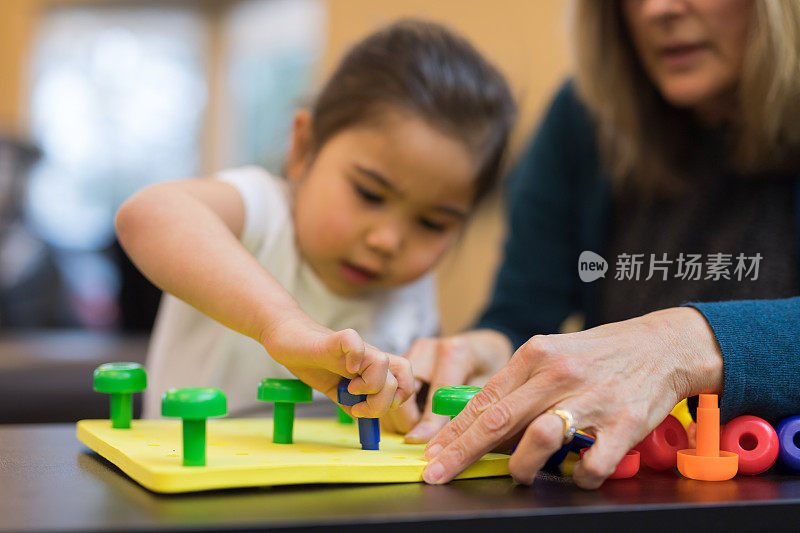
<box><xmin>77</xmin><ymin>418</ymin><xmax>509</xmax><ymax>493</ymax></box>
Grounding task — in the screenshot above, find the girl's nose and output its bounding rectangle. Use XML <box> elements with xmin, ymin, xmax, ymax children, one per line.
<box><xmin>365</xmin><ymin>224</ymin><xmax>403</xmax><ymax>256</ymax></box>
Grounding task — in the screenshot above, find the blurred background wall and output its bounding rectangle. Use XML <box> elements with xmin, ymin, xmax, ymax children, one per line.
<box><xmin>0</xmin><ymin>0</ymin><xmax>570</xmax><ymax>335</ymax></box>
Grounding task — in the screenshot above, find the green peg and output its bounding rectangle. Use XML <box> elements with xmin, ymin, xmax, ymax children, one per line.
<box><xmin>162</xmin><ymin>387</ymin><xmax>227</xmax><ymax>467</ymax></box>
<box><xmin>93</xmin><ymin>362</ymin><xmax>147</xmax><ymax>429</ymax></box>
<box><xmin>337</xmin><ymin>405</ymin><xmax>354</xmax><ymax>424</ymax></box>
<box><xmin>432</xmin><ymin>386</ymin><xmax>481</xmax><ymax>420</ymax></box>
<box><xmin>257</xmin><ymin>379</ymin><xmax>313</xmax><ymax>444</ymax></box>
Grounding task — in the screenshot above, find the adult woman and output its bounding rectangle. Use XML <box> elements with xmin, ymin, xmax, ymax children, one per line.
<box><xmin>387</xmin><ymin>0</ymin><xmax>800</xmax><ymax>489</ymax></box>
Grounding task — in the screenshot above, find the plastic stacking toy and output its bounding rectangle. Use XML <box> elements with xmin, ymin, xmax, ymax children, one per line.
<box><xmin>579</xmin><ymin>448</ymin><xmax>640</xmax><ymax>479</ymax></box>
<box><xmin>634</xmin><ymin>414</ymin><xmax>689</xmax><ymax>470</ymax></box>
<box><xmin>337</xmin><ymin>406</ymin><xmax>355</xmax><ymax>424</ymax></box>
<box><xmin>677</xmin><ymin>394</ymin><xmax>738</xmax><ymax>481</ymax></box>
<box><xmin>432</xmin><ymin>386</ymin><xmax>481</xmax><ymax>419</ymax></box>
<box><xmin>720</xmin><ymin>415</ymin><xmax>779</xmax><ymax>475</ymax></box>
<box><xmin>93</xmin><ymin>362</ymin><xmax>147</xmax><ymax>429</ymax></box>
<box><xmin>257</xmin><ymin>379</ymin><xmax>312</xmax><ymax>444</ymax></box>
<box><xmin>670</xmin><ymin>398</ymin><xmax>693</xmax><ymax>429</ymax></box>
<box><xmin>162</xmin><ymin>387</ymin><xmax>227</xmax><ymax>466</ymax></box>
<box><xmin>543</xmin><ymin>430</ymin><xmax>596</xmax><ymax>472</ymax></box>
<box><xmin>775</xmin><ymin>416</ymin><xmax>800</xmax><ymax>472</ymax></box>
<box><xmin>337</xmin><ymin>378</ymin><xmax>379</xmax><ymax>450</ymax></box>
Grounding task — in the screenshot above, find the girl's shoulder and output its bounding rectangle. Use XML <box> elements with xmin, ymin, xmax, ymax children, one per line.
<box><xmin>216</xmin><ymin>166</ymin><xmax>289</xmax><ymax>203</ymax></box>
<box><xmin>215</xmin><ymin>166</ymin><xmax>292</xmax><ymax>255</ymax></box>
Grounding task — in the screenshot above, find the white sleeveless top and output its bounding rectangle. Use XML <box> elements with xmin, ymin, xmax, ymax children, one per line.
<box><xmin>143</xmin><ymin>167</ymin><xmax>439</xmax><ymax>417</ymax></box>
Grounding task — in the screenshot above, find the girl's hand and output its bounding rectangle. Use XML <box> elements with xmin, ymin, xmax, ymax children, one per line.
<box><xmin>260</xmin><ymin>312</ymin><xmax>414</xmax><ymax>418</ymax></box>
<box><xmin>381</xmin><ymin>330</ymin><xmax>513</xmax><ymax>442</ymax></box>
<box><xmin>420</xmin><ymin>307</ymin><xmax>723</xmax><ymax>489</ymax></box>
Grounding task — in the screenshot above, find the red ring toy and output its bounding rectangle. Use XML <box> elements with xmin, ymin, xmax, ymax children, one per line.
<box><xmin>720</xmin><ymin>415</ymin><xmax>779</xmax><ymax>475</ymax></box>
<box><xmin>634</xmin><ymin>414</ymin><xmax>689</xmax><ymax>470</ymax></box>
<box><xmin>580</xmin><ymin>448</ymin><xmax>640</xmax><ymax>479</ymax></box>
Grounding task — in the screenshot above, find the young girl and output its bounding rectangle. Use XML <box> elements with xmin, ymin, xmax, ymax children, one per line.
<box><xmin>116</xmin><ymin>20</ymin><xmax>516</xmax><ymax>420</ymax></box>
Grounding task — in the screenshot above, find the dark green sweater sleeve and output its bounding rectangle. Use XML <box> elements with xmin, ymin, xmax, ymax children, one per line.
<box><xmin>476</xmin><ymin>83</ymin><xmax>585</xmax><ymax>348</ymax></box>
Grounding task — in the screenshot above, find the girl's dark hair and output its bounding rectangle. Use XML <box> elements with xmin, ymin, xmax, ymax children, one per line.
<box><xmin>311</xmin><ymin>19</ymin><xmax>516</xmax><ymax>204</ymax></box>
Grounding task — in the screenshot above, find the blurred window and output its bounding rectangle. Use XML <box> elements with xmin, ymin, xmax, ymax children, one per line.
<box><xmin>24</xmin><ymin>0</ymin><xmax>323</xmax><ymax>330</ymax></box>
<box><xmin>27</xmin><ymin>5</ymin><xmax>207</xmax><ymax>329</ymax></box>
<box><xmin>28</xmin><ymin>5</ymin><xmax>208</xmax><ymax>251</ymax></box>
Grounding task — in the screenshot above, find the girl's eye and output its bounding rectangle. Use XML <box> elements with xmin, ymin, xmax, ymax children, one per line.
<box><xmin>419</xmin><ymin>217</ymin><xmax>447</xmax><ymax>232</ymax></box>
<box><xmin>354</xmin><ymin>184</ymin><xmax>384</xmax><ymax>204</ymax></box>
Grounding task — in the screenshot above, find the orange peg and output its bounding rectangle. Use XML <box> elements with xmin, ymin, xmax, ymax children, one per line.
<box><xmin>676</xmin><ymin>394</ymin><xmax>738</xmax><ymax>481</ymax></box>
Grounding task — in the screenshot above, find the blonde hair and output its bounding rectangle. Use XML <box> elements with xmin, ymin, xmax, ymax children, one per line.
<box><xmin>571</xmin><ymin>0</ymin><xmax>800</xmax><ymax>194</ymax></box>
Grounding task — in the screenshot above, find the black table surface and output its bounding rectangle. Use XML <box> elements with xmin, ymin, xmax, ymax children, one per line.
<box><xmin>3</xmin><ymin>423</ymin><xmax>800</xmax><ymax>533</ymax></box>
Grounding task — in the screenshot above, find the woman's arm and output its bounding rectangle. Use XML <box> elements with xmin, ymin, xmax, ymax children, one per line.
<box><xmin>116</xmin><ymin>178</ymin><xmax>413</xmax><ymax>416</ymax></box>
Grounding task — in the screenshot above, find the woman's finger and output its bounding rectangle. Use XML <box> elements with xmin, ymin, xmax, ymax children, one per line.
<box><xmin>423</xmin><ymin>343</ymin><xmax>542</xmax><ymax>458</ymax></box>
<box><xmin>422</xmin><ymin>378</ymin><xmax>553</xmax><ymax>484</ymax></box>
<box><xmin>573</xmin><ymin>427</ymin><xmax>639</xmax><ymax>489</ymax></box>
<box><xmin>507</xmin><ymin>412</ymin><xmax>566</xmax><ymax>484</ymax></box>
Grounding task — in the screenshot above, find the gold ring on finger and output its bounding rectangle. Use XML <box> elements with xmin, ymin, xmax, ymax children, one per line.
<box><xmin>545</xmin><ymin>407</ymin><xmax>577</xmax><ymax>445</ymax></box>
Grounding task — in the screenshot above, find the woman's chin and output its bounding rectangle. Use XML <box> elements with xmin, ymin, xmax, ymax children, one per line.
<box><xmin>656</xmin><ymin>77</ymin><xmax>734</xmax><ymax>116</ymax></box>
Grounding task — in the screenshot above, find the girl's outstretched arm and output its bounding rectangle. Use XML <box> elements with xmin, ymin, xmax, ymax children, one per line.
<box><xmin>117</xmin><ymin>178</ymin><xmax>295</xmax><ymax>344</ymax></box>
<box><xmin>116</xmin><ymin>179</ymin><xmax>413</xmax><ymax>415</ymax></box>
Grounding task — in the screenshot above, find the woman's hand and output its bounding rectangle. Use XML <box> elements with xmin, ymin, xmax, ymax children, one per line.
<box><xmin>381</xmin><ymin>329</ymin><xmax>513</xmax><ymax>442</ymax></box>
<box><xmin>260</xmin><ymin>312</ymin><xmax>414</xmax><ymax>418</ymax></box>
<box><xmin>421</xmin><ymin>307</ymin><xmax>723</xmax><ymax>489</ymax></box>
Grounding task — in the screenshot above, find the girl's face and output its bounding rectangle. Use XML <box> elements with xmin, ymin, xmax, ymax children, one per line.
<box><xmin>622</xmin><ymin>0</ymin><xmax>753</xmax><ymax>123</ymax></box>
<box><xmin>287</xmin><ymin>110</ymin><xmax>477</xmax><ymax>297</ymax></box>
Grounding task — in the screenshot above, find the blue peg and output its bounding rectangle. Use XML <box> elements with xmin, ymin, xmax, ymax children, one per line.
<box><xmin>337</xmin><ymin>378</ymin><xmax>380</xmax><ymax>450</ymax></box>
